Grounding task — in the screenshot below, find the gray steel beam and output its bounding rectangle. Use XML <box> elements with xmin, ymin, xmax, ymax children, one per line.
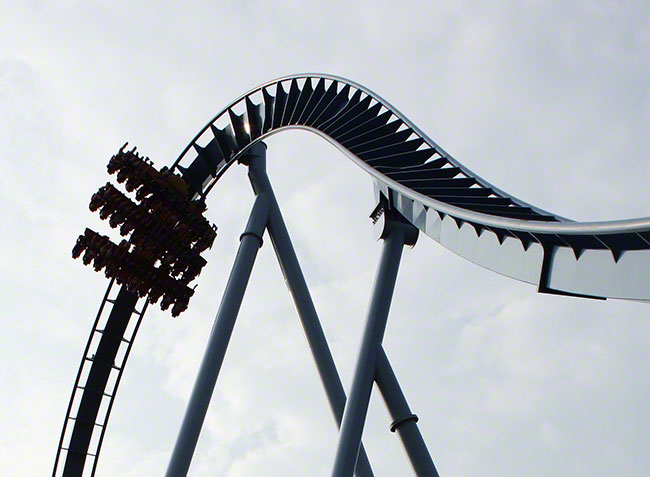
<box><xmin>375</xmin><ymin>346</ymin><xmax>439</xmax><ymax>476</ymax></box>
<box><xmin>165</xmin><ymin>192</ymin><xmax>270</xmax><ymax>477</ymax></box>
<box><xmin>246</xmin><ymin>143</ymin><xmax>375</xmax><ymax>477</ymax></box>
<box><xmin>332</xmin><ymin>220</ymin><xmax>407</xmax><ymax>477</ymax></box>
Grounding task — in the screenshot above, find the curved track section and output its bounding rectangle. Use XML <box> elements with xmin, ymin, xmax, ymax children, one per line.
<box><xmin>56</xmin><ymin>73</ymin><xmax>650</xmax><ymax>476</ymax></box>
<box><xmin>172</xmin><ymin>73</ymin><xmax>650</xmax><ymax>301</ymax></box>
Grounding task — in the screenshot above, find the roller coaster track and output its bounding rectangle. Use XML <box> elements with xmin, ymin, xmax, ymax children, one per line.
<box><xmin>54</xmin><ymin>74</ymin><xmax>650</xmax><ymax>476</ymax></box>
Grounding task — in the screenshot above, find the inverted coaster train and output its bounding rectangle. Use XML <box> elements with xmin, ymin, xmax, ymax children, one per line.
<box><xmin>54</xmin><ymin>74</ymin><xmax>650</xmax><ymax>476</ymax></box>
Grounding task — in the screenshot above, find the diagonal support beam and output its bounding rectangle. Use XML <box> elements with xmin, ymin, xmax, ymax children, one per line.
<box><xmin>247</xmin><ymin>144</ymin><xmax>435</xmax><ymax>476</ymax></box>
<box><xmin>165</xmin><ymin>191</ymin><xmax>270</xmax><ymax>477</ymax></box>
<box><xmin>375</xmin><ymin>345</ymin><xmax>439</xmax><ymax>476</ymax></box>
<box><xmin>246</xmin><ymin>143</ymin><xmax>375</xmax><ymax>477</ymax></box>
<box><xmin>332</xmin><ymin>215</ymin><xmax>410</xmax><ymax>477</ymax></box>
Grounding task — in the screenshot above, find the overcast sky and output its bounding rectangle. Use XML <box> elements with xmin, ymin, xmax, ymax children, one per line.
<box><xmin>1</xmin><ymin>2</ymin><xmax>650</xmax><ymax>476</ymax></box>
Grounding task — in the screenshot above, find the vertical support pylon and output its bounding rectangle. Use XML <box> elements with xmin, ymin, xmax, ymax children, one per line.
<box><xmin>332</xmin><ymin>206</ymin><xmax>419</xmax><ymax>477</ymax></box>
<box><xmin>165</xmin><ymin>191</ymin><xmax>269</xmax><ymax>477</ymax></box>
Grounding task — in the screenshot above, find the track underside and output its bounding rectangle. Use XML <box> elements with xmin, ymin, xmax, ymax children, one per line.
<box><xmin>54</xmin><ymin>283</ymin><xmax>146</xmax><ymax>476</ymax></box>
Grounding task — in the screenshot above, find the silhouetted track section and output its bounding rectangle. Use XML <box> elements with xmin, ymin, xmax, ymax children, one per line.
<box><xmin>54</xmin><ymin>281</ymin><xmax>147</xmax><ymax>476</ymax></box>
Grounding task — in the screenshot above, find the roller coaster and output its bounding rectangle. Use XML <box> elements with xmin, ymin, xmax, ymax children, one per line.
<box><xmin>54</xmin><ymin>74</ymin><xmax>650</xmax><ymax>476</ymax></box>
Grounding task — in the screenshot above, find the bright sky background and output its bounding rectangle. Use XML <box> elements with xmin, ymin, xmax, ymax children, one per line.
<box><xmin>1</xmin><ymin>2</ymin><xmax>650</xmax><ymax>476</ymax></box>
